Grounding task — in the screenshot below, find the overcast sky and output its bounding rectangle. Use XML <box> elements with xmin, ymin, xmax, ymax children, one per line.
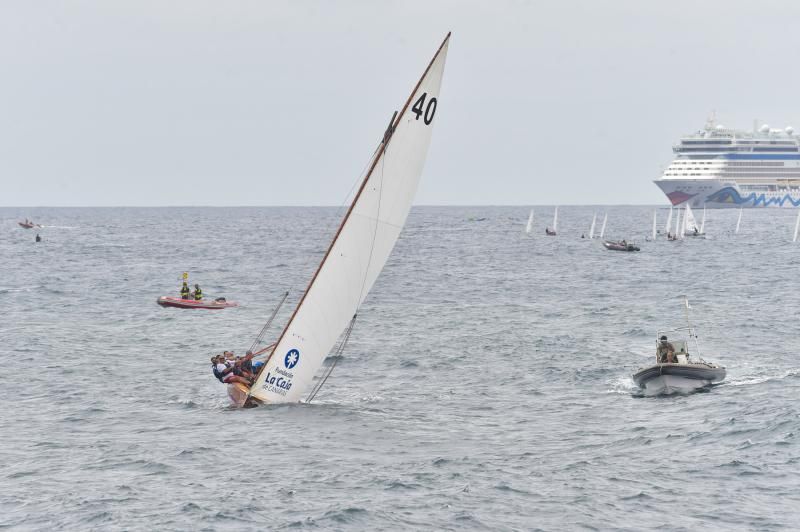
<box><xmin>2</xmin><ymin>0</ymin><xmax>800</xmax><ymax>206</ymax></box>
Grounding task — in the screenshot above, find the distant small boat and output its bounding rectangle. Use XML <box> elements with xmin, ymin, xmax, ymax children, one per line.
<box><xmin>683</xmin><ymin>204</ymin><xmax>705</xmax><ymax>237</ymax></box>
<box><xmin>794</xmin><ymin>210</ymin><xmax>800</xmax><ymax>242</ymax></box>
<box><xmin>599</xmin><ymin>213</ymin><xmax>607</xmax><ymax>239</ymax></box>
<box><xmin>603</xmin><ymin>239</ymin><xmax>639</xmax><ymax>252</ymax></box>
<box><xmin>524</xmin><ymin>209</ymin><xmax>533</xmax><ymax>234</ymax></box>
<box><xmin>18</xmin><ymin>221</ymin><xmax>41</xmax><ymax>229</ymax></box>
<box><xmin>651</xmin><ymin>210</ymin><xmax>657</xmax><ymax>241</ymax></box>
<box><xmin>157</xmin><ymin>296</ymin><xmax>239</xmax><ymax>310</ymax></box>
<box><xmin>735</xmin><ymin>207</ymin><xmax>743</xmax><ymax>234</ymax></box>
<box><xmin>545</xmin><ymin>207</ymin><xmax>558</xmax><ymax>236</ymax></box>
<box><xmin>632</xmin><ymin>297</ymin><xmax>725</xmax><ymax>395</ymax></box>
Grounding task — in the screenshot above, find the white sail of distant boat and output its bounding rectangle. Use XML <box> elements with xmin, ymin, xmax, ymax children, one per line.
<box><xmin>681</xmin><ymin>207</ymin><xmax>688</xmax><ymax>239</ymax></box>
<box><xmin>665</xmin><ymin>207</ymin><xmax>673</xmax><ymax>239</ymax></box>
<box><xmin>793</xmin><ymin>210</ymin><xmax>800</xmax><ymax>242</ymax></box>
<box><xmin>684</xmin><ymin>204</ymin><xmax>699</xmax><ymax>235</ymax></box>
<box><xmin>553</xmin><ymin>207</ymin><xmax>558</xmax><ymax>232</ymax></box>
<box><xmin>675</xmin><ymin>208</ymin><xmax>683</xmax><ymax>240</ymax></box>
<box><xmin>589</xmin><ymin>213</ymin><xmax>597</xmax><ymax>239</ymax></box>
<box><xmin>735</xmin><ymin>207</ymin><xmax>743</xmax><ymax>234</ymax></box>
<box><xmin>699</xmin><ymin>206</ymin><xmax>706</xmax><ymax>234</ymax></box>
<box><xmin>240</xmin><ymin>33</ymin><xmax>451</xmax><ymax>406</ymax></box>
<box><xmin>652</xmin><ymin>210</ymin><xmax>657</xmax><ymax>240</ymax></box>
<box><xmin>525</xmin><ymin>209</ymin><xmax>533</xmax><ymax>234</ymax></box>
<box><xmin>599</xmin><ymin>213</ymin><xmax>607</xmax><ymax>239</ymax></box>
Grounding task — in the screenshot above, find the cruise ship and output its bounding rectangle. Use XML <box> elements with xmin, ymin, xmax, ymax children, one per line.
<box><xmin>654</xmin><ymin>117</ymin><xmax>800</xmax><ymax>208</ymax></box>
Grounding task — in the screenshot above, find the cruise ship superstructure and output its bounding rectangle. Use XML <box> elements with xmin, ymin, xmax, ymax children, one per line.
<box><xmin>654</xmin><ymin>117</ymin><xmax>800</xmax><ymax>208</ymax></box>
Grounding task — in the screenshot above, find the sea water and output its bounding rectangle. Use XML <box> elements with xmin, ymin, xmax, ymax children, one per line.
<box><xmin>1</xmin><ymin>206</ymin><xmax>799</xmax><ymax>530</ymax></box>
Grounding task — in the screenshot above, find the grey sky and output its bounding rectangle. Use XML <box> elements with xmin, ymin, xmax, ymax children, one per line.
<box><xmin>2</xmin><ymin>0</ymin><xmax>799</xmax><ymax>207</ymax></box>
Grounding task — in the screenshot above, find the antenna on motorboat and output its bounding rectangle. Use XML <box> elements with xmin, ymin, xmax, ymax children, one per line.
<box><xmin>681</xmin><ymin>295</ymin><xmax>703</xmax><ymax>362</ymax></box>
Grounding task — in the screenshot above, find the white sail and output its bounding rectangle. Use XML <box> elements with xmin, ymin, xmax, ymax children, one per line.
<box><xmin>794</xmin><ymin>210</ymin><xmax>800</xmax><ymax>242</ymax></box>
<box><xmin>599</xmin><ymin>213</ymin><xmax>607</xmax><ymax>239</ymax></box>
<box><xmin>675</xmin><ymin>208</ymin><xmax>683</xmax><ymax>240</ymax></box>
<box><xmin>684</xmin><ymin>204</ymin><xmax>698</xmax><ymax>234</ymax></box>
<box><xmin>553</xmin><ymin>207</ymin><xmax>558</xmax><ymax>232</ymax></box>
<box><xmin>735</xmin><ymin>208</ymin><xmax>742</xmax><ymax>234</ymax></box>
<box><xmin>652</xmin><ymin>210</ymin><xmax>657</xmax><ymax>240</ymax></box>
<box><xmin>699</xmin><ymin>206</ymin><xmax>706</xmax><ymax>234</ymax></box>
<box><xmin>665</xmin><ymin>207</ymin><xmax>673</xmax><ymax>239</ymax></box>
<box><xmin>589</xmin><ymin>213</ymin><xmax>597</xmax><ymax>239</ymax></box>
<box><xmin>681</xmin><ymin>207</ymin><xmax>688</xmax><ymax>239</ymax></box>
<box><xmin>249</xmin><ymin>34</ymin><xmax>450</xmax><ymax>404</ymax></box>
<box><xmin>525</xmin><ymin>209</ymin><xmax>533</xmax><ymax>234</ymax></box>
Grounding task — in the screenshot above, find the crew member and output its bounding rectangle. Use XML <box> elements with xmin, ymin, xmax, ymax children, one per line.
<box><xmin>194</xmin><ymin>284</ymin><xmax>203</xmax><ymax>300</ymax></box>
<box><xmin>211</xmin><ymin>355</ymin><xmax>250</xmax><ymax>386</ymax></box>
<box><xmin>180</xmin><ymin>281</ymin><xmax>190</xmax><ymax>300</ymax></box>
<box><xmin>657</xmin><ymin>335</ymin><xmax>676</xmax><ymax>363</ymax></box>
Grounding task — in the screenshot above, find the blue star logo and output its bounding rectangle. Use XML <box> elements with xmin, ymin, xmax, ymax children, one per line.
<box><xmin>284</xmin><ymin>349</ymin><xmax>300</xmax><ymax>369</ymax></box>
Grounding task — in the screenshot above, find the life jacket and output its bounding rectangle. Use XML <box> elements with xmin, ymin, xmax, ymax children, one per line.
<box><xmin>194</xmin><ymin>288</ymin><xmax>203</xmax><ymax>300</ymax></box>
<box><xmin>212</xmin><ymin>364</ymin><xmax>225</xmax><ymax>382</ymax></box>
<box><xmin>181</xmin><ymin>284</ymin><xmax>190</xmax><ymax>299</ymax></box>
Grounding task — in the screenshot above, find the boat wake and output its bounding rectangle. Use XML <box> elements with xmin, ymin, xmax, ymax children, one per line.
<box><xmin>722</xmin><ymin>369</ymin><xmax>800</xmax><ymax>387</ymax></box>
<box><xmin>606</xmin><ymin>375</ymin><xmax>638</xmax><ymax>395</ymax></box>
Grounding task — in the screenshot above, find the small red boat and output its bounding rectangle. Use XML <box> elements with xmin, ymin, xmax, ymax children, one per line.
<box><xmin>156</xmin><ymin>296</ymin><xmax>239</xmax><ymax>310</ymax></box>
<box><xmin>18</xmin><ymin>221</ymin><xmax>40</xmax><ymax>229</ymax></box>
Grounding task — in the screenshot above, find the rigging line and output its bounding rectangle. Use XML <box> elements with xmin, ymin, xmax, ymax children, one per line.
<box><xmin>306</xmin><ymin>314</ymin><xmax>357</xmax><ymax>403</ymax></box>
<box><xmin>356</xmin><ymin>114</ymin><xmax>394</xmax><ymax>308</ymax></box>
<box><xmin>250</xmin><ymin>291</ymin><xmax>291</xmax><ymax>384</ymax></box>
<box><xmin>248</xmin><ymin>291</ymin><xmax>289</xmax><ymax>354</ymax></box>
<box><xmin>334</xmin><ymin>139</ymin><xmax>385</xmax><ymax>222</ymax></box>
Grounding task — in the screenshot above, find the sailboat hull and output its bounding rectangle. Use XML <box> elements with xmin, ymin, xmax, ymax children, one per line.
<box><xmin>227</xmin><ymin>383</ymin><xmax>255</xmax><ymax>407</ymax></box>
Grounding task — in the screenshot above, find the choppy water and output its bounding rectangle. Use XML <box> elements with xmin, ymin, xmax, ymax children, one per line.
<box><xmin>2</xmin><ymin>206</ymin><xmax>800</xmax><ymax>531</ymax></box>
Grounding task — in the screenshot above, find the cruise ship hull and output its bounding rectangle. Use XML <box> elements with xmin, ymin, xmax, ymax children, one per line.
<box><xmin>654</xmin><ymin>178</ymin><xmax>800</xmax><ymax>208</ymax></box>
<box><xmin>655</xmin><ymin>119</ymin><xmax>800</xmax><ymax>208</ymax></box>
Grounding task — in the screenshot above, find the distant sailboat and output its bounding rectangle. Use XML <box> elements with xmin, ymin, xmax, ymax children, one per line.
<box><xmin>681</xmin><ymin>207</ymin><xmax>689</xmax><ymax>239</ymax></box>
<box><xmin>665</xmin><ymin>207</ymin><xmax>673</xmax><ymax>240</ymax></box>
<box><xmin>651</xmin><ymin>210</ymin><xmax>657</xmax><ymax>240</ymax></box>
<box><xmin>793</xmin><ymin>210</ymin><xmax>800</xmax><ymax>242</ymax></box>
<box><xmin>735</xmin><ymin>207</ymin><xmax>743</xmax><ymax>234</ymax></box>
<box><xmin>589</xmin><ymin>213</ymin><xmax>597</xmax><ymax>239</ymax></box>
<box><xmin>229</xmin><ymin>33</ymin><xmax>451</xmax><ymax>407</ymax></box>
<box><xmin>684</xmin><ymin>204</ymin><xmax>704</xmax><ymax>236</ymax></box>
<box><xmin>546</xmin><ymin>207</ymin><xmax>558</xmax><ymax>236</ymax></box>
<box><xmin>599</xmin><ymin>213</ymin><xmax>607</xmax><ymax>239</ymax></box>
<box><xmin>675</xmin><ymin>208</ymin><xmax>683</xmax><ymax>240</ymax></box>
<box><xmin>525</xmin><ymin>209</ymin><xmax>534</xmax><ymax>234</ymax></box>
<box><xmin>699</xmin><ymin>206</ymin><xmax>706</xmax><ymax>235</ymax></box>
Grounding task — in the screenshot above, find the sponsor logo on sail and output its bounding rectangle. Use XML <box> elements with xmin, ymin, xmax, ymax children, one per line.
<box><xmin>285</xmin><ymin>349</ymin><xmax>300</xmax><ymax>369</ymax></box>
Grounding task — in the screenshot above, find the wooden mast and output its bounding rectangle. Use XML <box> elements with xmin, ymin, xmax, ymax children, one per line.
<box><xmin>249</xmin><ymin>33</ymin><xmax>451</xmax><ymax>396</ymax></box>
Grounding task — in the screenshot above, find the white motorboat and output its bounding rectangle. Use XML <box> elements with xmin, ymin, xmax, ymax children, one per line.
<box><xmin>632</xmin><ymin>298</ymin><xmax>725</xmax><ymax>395</ymax></box>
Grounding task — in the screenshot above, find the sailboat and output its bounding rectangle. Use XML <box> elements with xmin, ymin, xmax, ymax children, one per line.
<box><xmin>545</xmin><ymin>207</ymin><xmax>558</xmax><ymax>236</ymax></box>
<box><xmin>651</xmin><ymin>210</ymin><xmax>657</xmax><ymax>240</ymax></box>
<box><xmin>525</xmin><ymin>209</ymin><xmax>534</xmax><ymax>234</ymax></box>
<box><xmin>699</xmin><ymin>206</ymin><xmax>706</xmax><ymax>235</ymax></box>
<box><xmin>599</xmin><ymin>213</ymin><xmax>607</xmax><ymax>239</ymax></box>
<box><xmin>674</xmin><ymin>208</ymin><xmax>683</xmax><ymax>240</ymax></box>
<box><xmin>793</xmin><ymin>210</ymin><xmax>800</xmax><ymax>242</ymax></box>
<box><xmin>588</xmin><ymin>213</ymin><xmax>597</xmax><ymax>239</ymax></box>
<box><xmin>683</xmin><ymin>204</ymin><xmax>704</xmax><ymax>237</ymax></box>
<box><xmin>735</xmin><ymin>207</ymin><xmax>743</xmax><ymax>234</ymax></box>
<box><xmin>665</xmin><ymin>207</ymin><xmax>674</xmax><ymax>240</ymax></box>
<box><xmin>228</xmin><ymin>33</ymin><xmax>451</xmax><ymax>407</ymax></box>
